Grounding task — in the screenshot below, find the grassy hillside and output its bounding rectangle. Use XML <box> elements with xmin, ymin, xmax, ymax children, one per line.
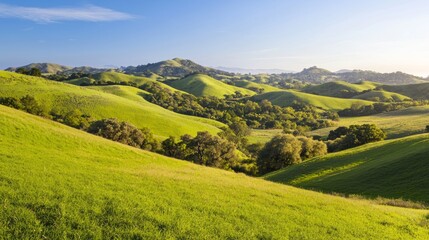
<box><xmin>352</xmin><ymin>90</ymin><xmax>411</xmax><ymax>102</ymax></box>
<box><xmin>0</xmin><ymin>71</ymin><xmax>223</xmax><ymax>139</ymax></box>
<box><xmin>265</xmin><ymin>134</ymin><xmax>429</xmax><ymax>204</ymax></box>
<box><xmin>233</xmin><ymin>80</ymin><xmax>282</xmax><ymax>92</ymax></box>
<box><xmin>1</xmin><ymin>106</ymin><xmax>429</xmax><ymax>239</ymax></box>
<box><xmin>67</xmin><ymin>72</ymin><xmax>179</xmax><ymax>92</ymax></box>
<box><xmin>168</xmin><ymin>74</ymin><xmax>256</xmax><ymax>98</ymax></box>
<box><xmin>382</xmin><ymin>82</ymin><xmax>429</xmax><ymax>100</ymax></box>
<box><xmin>303</xmin><ymin>81</ymin><xmax>378</xmax><ymax>97</ymax></box>
<box><xmin>311</xmin><ymin>105</ymin><xmax>429</xmax><ymax>139</ymax></box>
<box><xmin>252</xmin><ymin>90</ymin><xmax>373</xmax><ymax>111</ymax></box>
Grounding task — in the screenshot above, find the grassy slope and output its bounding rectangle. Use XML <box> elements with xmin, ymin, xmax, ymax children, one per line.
<box><xmin>383</xmin><ymin>82</ymin><xmax>429</xmax><ymax>100</ymax></box>
<box><xmin>1</xmin><ymin>106</ymin><xmax>429</xmax><ymax>239</ymax></box>
<box><xmin>247</xmin><ymin>129</ymin><xmax>283</xmax><ymax>144</ymax></box>
<box><xmin>352</xmin><ymin>90</ymin><xmax>411</xmax><ymax>102</ymax></box>
<box><xmin>303</xmin><ymin>81</ymin><xmax>378</xmax><ymax>97</ymax></box>
<box><xmin>0</xmin><ymin>71</ymin><xmax>222</xmax><ymax>139</ymax></box>
<box><xmin>265</xmin><ymin>134</ymin><xmax>429</xmax><ymax>204</ymax></box>
<box><xmin>311</xmin><ymin>105</ymin><xmax>429</xmax><ymax>139</ymax></box>
<box><xmin>168</xmin><ymin>74</ymin><xmax>256</xmax><ymax>98</ymax></box>
<box><xmin>233</xmin><ymin>80</ymin><xmax>282</xmax><ymax>92</ymax></box>
<box><xmin>67</xmin><ymin>72</ymin><xmax>179</xmax><ymax>92</ymax></box>
<box><xmin>252</xmin><ymin>90</ymin><xmax>373</xmax><ymax>111</ymax></box>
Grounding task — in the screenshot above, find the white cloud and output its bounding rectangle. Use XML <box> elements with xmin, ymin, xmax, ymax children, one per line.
<box><xmin>0</xmin><ymin>4</ymin><xmax>134</xmax><ymax>23</ymax></box>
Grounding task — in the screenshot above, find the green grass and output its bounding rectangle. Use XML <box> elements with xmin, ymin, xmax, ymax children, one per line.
<box><xmin>352</xmin><ymin>90</ymin><xmax>411</xmax><ymax>102</ymax></box>
<box><xmin>252</xmin><ymin>90</ymin><xmax>374</xmax><ymax>111</ymax></box>
<box><xmin>1</xmin><ymin>105</ymin><xmax>429</xmax><ymax>239</ymax></box>
<box><xmin>247</xmin><ymin>129</ymin><xmax>283</xmax><ymax>144</ymax></box>
<box><xmin>233</xmin><ymin>80</ymin><xmax>282</xmax><ymax>92</ymax></box>
<box><xmin>67</xmin><ymin>71</ymin><xmax>179</xmax><ymax>92</ymax></box>
<box><xmin>0</xmin><ymin>71</ymin><xmax>223</xmax><ymax>139</ymax></box>
<box><xmin>311</xmin><ymin>105</ymin><xmax>429</xmax><ymax>139</ymax></box>
<box><xmin>168</xmin><ymin>74</ymin><xmax>256</xmax><ymax>98</ymax></box>
<box><xmin>265</xmin><ymin>134</ymin><xmax>429</xmax><ymax>204</ymax></box>
<box><xmin>303</xmin><ymin>81</ymin><xmax>379</xmax><ymax>97</ymax></box>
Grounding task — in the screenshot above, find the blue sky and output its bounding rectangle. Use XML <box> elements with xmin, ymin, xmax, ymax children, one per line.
<box><xmin>1</xmin><ymin>0</ymin><xmax>429</xmax><ymax>76</ymax></box>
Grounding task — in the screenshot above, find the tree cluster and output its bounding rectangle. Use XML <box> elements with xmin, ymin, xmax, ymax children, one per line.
<box><xmin>327</xmin><ymin>124</ymin><xmax>386</xmax><ymax>152</ymax></box>
<box><xmin>338</xmin><ymin>101</ymin><xmax>428</xmax><ymax>117</ymax></box>
<box><xmin>15</xmin><ymin>67</ymin><xmax>42</xmax><ymax>77</ymax></box>
<box><xmin>140</xmin><ymin>82</ymin><xmax>337</xmax><ymax>131</ymax></box>
<box><xmin>88</xmin><ymin>118</ymin><xmax>159</xmax><ymax>151</ymax></box>
<box><xmin>257</xmin><ymin>134</ymin><xmax>327</xmax><ymax>174</ymax></box>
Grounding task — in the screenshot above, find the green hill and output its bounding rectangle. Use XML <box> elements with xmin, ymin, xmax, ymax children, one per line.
<box><xmin>352</xmin><ymin>90</ymin><xmax>411</xmax><ymax>102</ymax></box>
<box><xmin>123</xmin><ymin>58</ymin><xmax>231</xmax><ymax>78</ymax></box>
<box><xmin>382</xmin><ymin>82</ymin><xmax>429</xmax><ymax>100</ymax></box>
<box><xmin>67</xmin><ymin>72</ymin><xmax>179</xmax><ymax>92</ymax></box>
<box><xmin>303</xmin><ymin>81</ymin><xmax>378</xmax><ymax>97</ymax></box>
<box><xmin>5</xmin><ymin>63</ymin><xmax>72</xmax><ymax>74</ymax></box>
<box><xmin>265</xmin><ymin>134</ymin><xmax>429</xmax><ymax>203</ymax></box>
<box><xmin>168</xmin><ymin>74</ymin><xmax>256</xmax><ymax>98</ymax></box>
<box><xmin>0</xmin><ymin>71</ymin><xmax>223</xmax><ymax>139</ymax></box>
<box><xmin>311</xmin><ymin>105</ymin><xmax>429</xmax><ymax>139</ymax></box>
<box><xmin>1</xmin><ymin>105</ymin><xmax>429</xmax><ymax>239</ymax></box>
<box><xmin>252</xmin><ymin>90</ymin><xmax>373</xmax><ymax>111</ymax></box>
<box><xmin>233</xmin><ymin>80</ymin><xmax>282</xmax><ymax>92</ymax></box>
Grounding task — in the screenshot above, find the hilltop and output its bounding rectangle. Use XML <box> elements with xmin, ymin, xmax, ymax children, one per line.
<box><xmin>0</xmin><ymin>71</ymin><xmax>223</xmax><ymax>138</ymax></box>
<box><xmin>265</xmin><ymin>133</ymin><xmax>429</xmax><ymax>204</ymax></box>
<box><xmin>167</xmin><ymin>73</ymin><xmax>256</xmax><ymax>98</ymax></box>
<box><xmin>1</xmin><ymin>105</ymin><xmax>428</xmax><ymax>239</ymax></box>
<box><xmin>6</xmin><ymin>63</ymin><xmax>110</xmax><ymax>75</ymax></box>
<box><xmin>5</xmin><ymin>63</ymin><xmax>72</xmax><ymax>74</ymax></box>
<box><xmin>123</xmin><ymin>58</ymin><xmax>231</xmax><ymax>78</ymax></box>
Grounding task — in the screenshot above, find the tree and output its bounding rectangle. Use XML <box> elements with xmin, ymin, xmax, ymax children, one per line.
<box><xmin>88</xmin><ymin>118</ymin><xmax>159</xmax><ymax>151</ymax></box>
<box><xmin>297</xmin><ymin>137</ymin><xmax>327</xmax><ymax>160</ymax></box>
<box><xmin>326</xmin><ymin>124</ymin><xmax>385</xmax><ymax>152</ymax></box>
<box><xmin>426</xmin><ymin>125</ymin><xmax>429</xmax><ymax>133</ymax></box>
<box><xmin>257</xmin><ymin>134</ymin><xmax>302</xmax><ymax>174</ymax></box>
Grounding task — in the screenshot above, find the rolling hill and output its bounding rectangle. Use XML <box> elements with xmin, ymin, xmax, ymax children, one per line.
<box><xmin>252</xmin><ymin>90</ymin><xmax>374</xmax><ymax>111</ymax></box>
<box><xmin>352</xmin><ymin>90</ymin><xmax>411</xmax><ymax>102</ymax></box>
<box><xmin>5</xmin><ymin>63</ymin><xmax>72</xmax><ymax>74</ymax></box>
<box><xmin>264</xmin><ymin>134</ymin><xmax>429</xmax><ymax>204</ymax></box>
<box><xmin>0</xmin><ymin>71</ymin><xmax>223</xmax><ymax>139</ymax></box>
<box><xmin>1</xmin><ymin>105</ymin><xmax>429</xmax><ymax>239</ymax></box>
<box><xmin>123</xmin><ymin>58</ymin><xmax>231</xmax><ymax>78</ymax></box>
<box><xmin>311</xmin><ymin>105</ymin><xmax>429</xmax><ymax>139</ymax></box>
<box><xmin>381</xmin><ymin>82</ymin><xmax>429</xmax><ymax>100</ymax></box>
<box><xmin>67</xmin><ymin>71</ymin><xmax>179</xmax><ymax>92</ymax></box>
<box><xmin>303</xmin><ymin>81</ymin><xmax>379</xmax><ymax>97</ymax></box>
<box><xmin>278</xmin><ymin>67</ymin><xmax>426</xmax><ymax>84</ymax></box>
<box><xmin>167</xmin><ymin>74</ymin><xmax>256</xmax><ymax>98</ymax></box>
<box><xmin>232</xmin><ymin>80</ymin><xmax>282</xmax><ymax>92</ymax></box>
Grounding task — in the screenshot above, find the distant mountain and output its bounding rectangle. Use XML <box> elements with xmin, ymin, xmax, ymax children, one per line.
<box><xmin>123</xmin><ymin>58</ymin><xmax>232</xmax><ymax>78</ymax></box>
<box><xmin>5</xmin><ymin>63</ymin><xmax>72</xmax><ymax>74</ymax></box>
<box><xmin>215</xmin><ymin>66</ymin><xmax>294</xmax><ymax>74</ymax></box>
<box><xmin>280</xmin><ymin>67</ymin><xmax>426</xmax><ymax>85</ymax></box>
<box><xmin>6</xmin><ymin>63</ymin><xmax>111</xmax><ymax>75</ymax></box>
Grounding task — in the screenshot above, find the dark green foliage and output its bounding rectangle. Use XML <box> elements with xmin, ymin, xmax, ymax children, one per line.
<box><xmin>88</xmin><ymin>118</ymin><xmax>159</xmax><ymax>151</ymax></box>
<box><xmin>16</xmin><ymin>67</ymin><xmax>42</xmax><ymax>77</ymax></box>
<box><xmin>298</xmin><ymin>136</ymin><xmax>328</xmax><ymax>160</ymax></box>
<box><xmin>162</xmin><ymin>132</ymin><xmax>240</xmax><ymax>170</ymax></box>
<box><xmin>338</xmin><ymin>101</ymin><xmax>429</xmax><ymax>117</ymax></box>
<box><xmin>327</xmin><ymin>124</ymin><xmax>386</xmax><ymax>152</ymax></box>
<box><xmin>0</xmin><ymin>95</ymin><xmax>48</xmax><ymax>117</ymax></box>
<box><xmin>257</xmin><ymin>134</ymin><xmax>303</xmax><ymax>174</ymax></box>
<box><xmin>426</xmin><ymin>125</ymin><xmax>429</xmax><ymax>133</ymax></box>
<box><xmin>257</xmin><ymin>134</ymin><xmax>327</xmax><ymax>174</ymax></box>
